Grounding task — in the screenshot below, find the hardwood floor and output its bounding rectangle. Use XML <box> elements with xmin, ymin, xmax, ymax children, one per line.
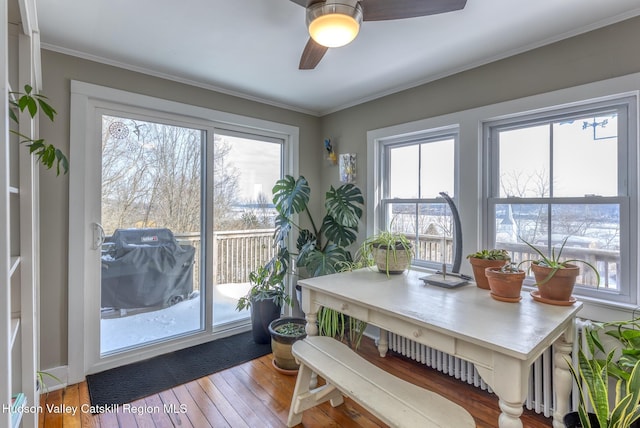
<box><xmin>39</xmin><ymin>337</ymin><xmax>552</xmax><ymax>427</ymax></box>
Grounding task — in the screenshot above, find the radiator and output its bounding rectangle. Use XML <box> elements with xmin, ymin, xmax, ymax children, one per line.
<box><xmin>386</xmin><ymin>318</ymin><xmax>590</xmax><ymax>418</ymax></box>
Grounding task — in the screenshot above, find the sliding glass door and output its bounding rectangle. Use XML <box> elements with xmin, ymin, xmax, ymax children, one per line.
<box><xmin>97</xmin><ymin>120</ymin><xmax>285</xmax><ymax>353</ymax></box>
<box><xmin>99</xmin><ymin>114</ymin><xmax>205</xmax><ymax>355</ymax></box>
<box><xmin>211</xmin><ymin>130</ymin><xmax>283</xmax><ymax>328</ymax></box>
<box><xmin>67</xmin><ymin>81</ymin><xmax>298</xmax><ymax>381</ymax></box>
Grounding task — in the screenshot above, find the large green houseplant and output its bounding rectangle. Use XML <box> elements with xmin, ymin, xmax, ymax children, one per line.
<box><xmin>603</xmin><ymin>318</ymin><xmax>640</xmax><ymax>383</ymax></box>
<box><xmin>272</xmin><ymin>175</ymin><xmax>364</xmax><ymax>277</ymax></box>
<box><xmin>566</xmin><ymin>324</ymin><xmax>640</xmax><ymax>428</ymax></box>
<box><xmin>271</xmin><ymin>175</ymin><xmax>365</xmax><ymax>347</ymax></box>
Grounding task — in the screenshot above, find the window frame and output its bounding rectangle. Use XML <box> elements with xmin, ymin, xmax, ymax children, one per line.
<box><xmin>374</xmin><ymin>126</ymin><xmax>460</xmax><ymax>271</ymax></box>
<box><xmin>482</xmin><ymin>96</ymin><xmax>637</xmax><ymax>304</ymax></box>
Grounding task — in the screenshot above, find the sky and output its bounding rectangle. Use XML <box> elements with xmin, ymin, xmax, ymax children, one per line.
<box><xmin>223</xmin><ymin>134</ymin><xmax>282</xmax><ymax>203</ymax></box>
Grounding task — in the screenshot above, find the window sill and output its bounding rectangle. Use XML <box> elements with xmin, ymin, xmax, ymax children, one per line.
<box><xmin>411</xmin><ymin>266</ymin><xmax>639</xmax><ymax>323</ymax></box>
<box><xmin>520</xmin><ymin>284</ymin><xmax>639</xmax><ymax>322</ymax></box>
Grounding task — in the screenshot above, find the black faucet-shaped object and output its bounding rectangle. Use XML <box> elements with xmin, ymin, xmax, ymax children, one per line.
<box><xmin>439</xmin><ymin>192</ymin><xmax>462</xmax><ymax>273</ymax></box>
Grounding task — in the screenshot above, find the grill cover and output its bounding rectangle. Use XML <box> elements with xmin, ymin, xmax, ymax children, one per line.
<box><xmin>101</xmin><ymin>228</ymin><xmax>195</xmax><ymax>309</ymax></box>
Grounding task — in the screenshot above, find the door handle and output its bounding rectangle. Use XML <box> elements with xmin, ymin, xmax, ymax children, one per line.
<box><xmin>93</xmin><ymin>222</ymin><xmax>105</xmax><ymax>250</ymax></box>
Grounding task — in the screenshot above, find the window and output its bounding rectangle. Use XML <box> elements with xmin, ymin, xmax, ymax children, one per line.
<box><xmin>485</xmin><ymin>97</ymin><xmax>636</xmax><ymax>303</ymax></box>
<box><xmin>378</xmin><ymin>130</ymin><xmax>457</xmax><ymax>270</ymax></box>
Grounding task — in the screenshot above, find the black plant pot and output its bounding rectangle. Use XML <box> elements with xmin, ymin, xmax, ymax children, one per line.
<box><xmin>250</xmin><ymin>298</ymin><xmax>281</xmax><ymax>344</ymax></box>
<box><xmin>564</xmin><ymin>412</ymin><xmax>600</xmax><ymax>428</ymax></box>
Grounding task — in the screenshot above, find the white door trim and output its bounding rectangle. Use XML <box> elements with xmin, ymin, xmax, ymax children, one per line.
<box><xmin>68</xmin><ymin>81</ymin><xmax>299</xmax><ymax>383</ymax></box>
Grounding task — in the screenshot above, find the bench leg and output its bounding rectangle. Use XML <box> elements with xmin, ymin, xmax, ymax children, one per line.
<box><xmin>287</xmin><ymin>362</ymin><xmax>344</xmax><ymax>427</ymax></box>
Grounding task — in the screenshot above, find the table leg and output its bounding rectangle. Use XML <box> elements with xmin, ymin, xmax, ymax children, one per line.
<box><xmin>497</xmin><ymin>400</ymin><xmax>524</xmax><ymax>428</ymax></box>
<box><xmin>377</xmin><ymin>328</ymin><xmax>389</xmax><ymax>357</ymax></box>
<box><xmin>476</xmin><ymin>355</ymin><xmax>528</xmax><ymax>428</ymax></box>
<box><xmin>552</xmin><ymin>326</ymin><xmax>575</xmax><ymax>428</ymax></box>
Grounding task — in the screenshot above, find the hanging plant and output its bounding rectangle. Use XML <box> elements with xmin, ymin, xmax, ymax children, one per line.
<box><xmin>9</xmin><ymin>85</ymin><xmax>68</xmax><ymax>175</ymax></box>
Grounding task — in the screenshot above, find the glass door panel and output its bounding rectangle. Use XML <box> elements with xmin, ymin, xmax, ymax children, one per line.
<box><xmin>100</xmin><ymin>114</ymin><xmax>204</xmax><ymax>355</ymax></box>
<box><xmin>212</xmin><ymin>131</ymin><xmax>283</xmax><ymax>327</ymax></box>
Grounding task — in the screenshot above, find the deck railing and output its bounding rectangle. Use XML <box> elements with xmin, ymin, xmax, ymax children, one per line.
<box><xmin>404</xmin><ymin>234</ymin><xmax>616</xmax><ymax>288</ymax></box>
<box><xmin>141</xmin><ymin>230</ymin><xmax>617</xmax><ymax>291</ymax></box>
<box><xmin>175</xmin><ymin>229</ymin><xmax>276</xmax><ymax>290</ymax></box>
<box><xmin>496</xmin><ymin>241</ymin><xmax>618</xmax><ymax>289</ymax></box>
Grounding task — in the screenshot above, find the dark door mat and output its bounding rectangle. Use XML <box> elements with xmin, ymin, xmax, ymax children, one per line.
<box><xmin>86</xmin><ymin>331</ymin><xmax>271</xmax><ymax>407</ymax></box>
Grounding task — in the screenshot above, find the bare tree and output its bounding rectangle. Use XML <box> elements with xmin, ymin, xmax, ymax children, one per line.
<box><xmin>212</xmin><ymin>136</ymin><xmax>241</xmax><ymax>230</ymax></box>
<box><xmin>101</xmin><ymin>117</ymin><xmax>241</xmax><ymax>235</ymax></box>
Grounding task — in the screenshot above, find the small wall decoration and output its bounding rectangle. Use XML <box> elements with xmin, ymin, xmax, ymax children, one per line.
<box><xmin>324</xmin><ymin>138</ymin><xmax>337</xmax><ymax>165</ymax></box>
<box><xmin>339</xmin><ymin>153</ymin><xmax>356</xmax><ymax>183</ymax></box>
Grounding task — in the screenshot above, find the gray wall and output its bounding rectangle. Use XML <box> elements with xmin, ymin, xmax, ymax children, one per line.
<box><xmin>318</xmin><ymin>15</ymin><xmax>640</xmax><ymax>263</ymax></box>
<box><xmin>39</xmin><ymin>15</ymin><xmax>640</xmax><ymax>370</ymax></box>
<box><xmin>39</xmin><ymin>50</ymin><xmax>322</xmax><ymax>369</ymax></box>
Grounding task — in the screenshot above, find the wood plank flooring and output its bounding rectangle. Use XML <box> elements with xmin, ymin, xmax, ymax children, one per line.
<box><xmin>39</xmin><ymin>337</ymin><xmax>552</xmax><ymax>427</ymax></box>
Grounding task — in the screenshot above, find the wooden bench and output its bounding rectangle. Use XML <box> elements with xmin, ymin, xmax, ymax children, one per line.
<box><xmin>287</xmin><ymin>336</ymin><xmax>476</xmax><ymax>427</ymax></box>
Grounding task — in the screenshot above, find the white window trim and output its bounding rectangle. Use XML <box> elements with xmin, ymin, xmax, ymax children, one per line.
<box><xmin>368</xmin><ymin>72</ymin><xmax>640</xmax><ymax>323</ymax></box>
<box><xmin>375</xmin><ymin>127</ymin><xmax>459</xmax><ymax>270</ymax></box>
<box><xmin>483</xmin><ymin>97</ymin><xmax>636</xmax><ymax>304</ymax></box>
<box><xmin>68</xmin><ymin>81</ymin><xmax>299</xmax><ymax>383</ymax></box>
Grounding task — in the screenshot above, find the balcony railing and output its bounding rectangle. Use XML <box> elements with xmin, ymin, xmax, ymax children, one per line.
<box><xmin>496</xmin><ymin>241</ymin><xmax>618</xmax><ymax>289</ymax></box>
<box><xmin>175</xmin><ymin>229</ymin><xmax>276</xmax><ymax>290</ymax></box>
<box><xmin>174</xmin><ymin>231</ymin><xmax>618</xmax><ymax>291</ymax></box>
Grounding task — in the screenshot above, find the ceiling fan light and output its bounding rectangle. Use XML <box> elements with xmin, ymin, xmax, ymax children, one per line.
<box><xmin>307</xmin><ymin>3</ymin><xmax>363</xmax><ymax>48</ymax></box>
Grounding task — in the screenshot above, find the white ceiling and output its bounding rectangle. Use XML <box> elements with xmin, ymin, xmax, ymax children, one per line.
<box><xmin>36</xmin><ymin>0</ymin><xmax>640</xmax><ymax>116</ymax></box>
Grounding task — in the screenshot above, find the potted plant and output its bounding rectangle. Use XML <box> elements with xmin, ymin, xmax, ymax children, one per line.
<box><xmin>485</xmin><ymin>262</ymin><xmax>525</xmax><ymax>302</ymax></box>
<box><xmin>359</xmin><ymin>230</ymin><xmax>413</xmax><ymax>276</ymax></box>
<box><xmin>602</xmin><ymin>318</ymin><xmax>640</xmax><ymax>384</ymax></box>
<box><xmin>565</xmin><ymin>325</ymin><xmax>640</xmax><ymax>428</ymax></box>
<box><xmin>271</xmin><ymin>174</ymin><xmax>364</xmax><ymax>278</ymax></box>
<box><xmin>268</xmin><ymin>317</ymin><xmax>307</xmax><ymax>374</ymax></box>
<box><xmin>9</xmin><ymin>85</ymin><xmax>68</xmax><ymax>175</ymax></box>
<box><xmin>466</xmin><ymin>249</ymin><xmax>510</xmax><ymax>289</ymax></box>
<box><xmin>519</xmin><ymin>236</ymin><xmax>600</xmax><ymax>304</ymax></box>
<box><xmin>236</xmin><ymin>260</ymin><xmax>292</xmax><ymax>344</ymax></box>
<box><xmin>270</xmin><ymin>175</ymin><xmax>366</xmax><ymax>343</ymax></box>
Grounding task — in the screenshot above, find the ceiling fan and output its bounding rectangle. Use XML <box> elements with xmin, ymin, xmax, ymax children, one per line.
<box><xmin>290</xmin><ymin>0</ymin><xmax>468</xmax><ymax>70</ymax></box>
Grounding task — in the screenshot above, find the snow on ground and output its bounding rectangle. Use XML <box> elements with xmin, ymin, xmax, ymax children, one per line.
<box><xmin>101</xmin><ymin>282</ymin><xmax>251</xmax><ymax>354</ymax></box>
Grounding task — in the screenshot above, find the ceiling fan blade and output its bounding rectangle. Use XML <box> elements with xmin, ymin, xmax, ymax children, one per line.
<box><xmin>299</xmin><ymin>38</ymin><xmax>329</xmax><ymax>70</ymax></box>
<box><xmin>361</xmin><ymin>0</ymin><xmax>467</xmax><ymax>21</ymax></box>
<box><xmin>288</xmin><ymin>0</ymin><xmax>324</xmax><ymax>7</ymax></box>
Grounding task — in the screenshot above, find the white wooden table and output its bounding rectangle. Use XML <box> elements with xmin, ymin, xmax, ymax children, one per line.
<box><xmin>298</xmin><ymin>268</ymin><xmax>583</xmax><ymax>428</ymax></box>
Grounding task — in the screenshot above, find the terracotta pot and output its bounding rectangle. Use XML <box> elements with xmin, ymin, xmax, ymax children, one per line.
<box><xmin>531</xmin><ymin>263</ymin><xmax>579</xmax><ymax>302</ymax></box>
<box><xmin>468</xmin><ymin>257</ymin><xmax>510</xmax><ymax>289</ymax></box>
<box><xmin>485</xmin><ymin>267</ymin><xmax>525</xmax><ymax>301</ymax></box>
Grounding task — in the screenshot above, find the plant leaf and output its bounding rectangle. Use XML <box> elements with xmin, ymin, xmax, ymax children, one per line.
<box><xmin>324</xmin><ymin>183</ymin><xmax>363</xmax><ymax>228</ymax></box>
<box><xmin>273</xmin><ymin>214</ymin><xmax>292</xmax><ymax>246</ymax></box>
<box><xmin>302</xmin><ymin>244</ymin><xmax>350</xmax><ymax>277</ymax></box>
<box><xmin>8</xmin><ymin>107</ymin><xmax>18</xmax><ymax>124</ymax></box>
<box><xmin>37</xmin><ymin>98</ymin><xmax>57</xmax><ymax>122</ymax></box>
<box><xmin>272</xmin><ymin>175</ymin><xmax>310</xmax><ymax>217</ymax></box>
<box><xmin>321</xmin><ymin>214</ymin><xmax>358</xmax><ymax>247</ymax></box>
<box><xmin>296</xmin><ymin>229</ymin><xmax>314</xmax><ymax>252</ymax></box>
